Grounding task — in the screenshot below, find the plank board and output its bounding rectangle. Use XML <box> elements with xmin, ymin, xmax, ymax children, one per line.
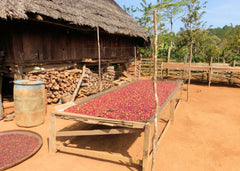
<box><xmin>56</xmin><ymin>128</ymin><xmax>138</xmax><ymax>137</ymax></box>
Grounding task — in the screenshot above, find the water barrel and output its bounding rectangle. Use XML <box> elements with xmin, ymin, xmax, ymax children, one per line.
<box><xmin>14</xmin><ymin>79</ymin><xmax>45</xmax><ymax>127</ymax></box>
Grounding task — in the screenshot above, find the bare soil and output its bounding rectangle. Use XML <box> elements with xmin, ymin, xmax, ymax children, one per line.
<box><xmin>1</xmin><ymin>83</ymin><xmax>240</xmax><ymax>171</ymax></box>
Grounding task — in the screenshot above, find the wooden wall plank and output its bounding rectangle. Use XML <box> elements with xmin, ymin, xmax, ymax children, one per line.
<box><xmin>1</xmin><ymin>20</ymin><xmax>138</xmax><ymax>66</ymax></box>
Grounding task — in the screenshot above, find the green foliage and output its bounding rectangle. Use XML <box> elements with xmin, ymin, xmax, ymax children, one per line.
<box><xmin>207</xmin><ymin>25</ymin><xmax>240</xmax><ymax>63</ymax></box>
<box><xmin>227</xmin><ymin>26</ymin><xmax>240</xmax><ymax>62</ymax></box>
<box><xmin>179</xmin><ymin>0</ymin><xmax>207</xmax><ymax>64</ymax></box>
<box><xmin>123</xmin><ymin>0</ymin><xmax>240</xmax><ymax>64</ymax></box>
<box><xmin>181</xmin><ymin>0</ymin><xmax>207</xmax><ymax>41</ymax></box>
<box><xmin>123</xmin><ymin>0</ymin><xmax>190</xmax><ymax>60</ymax></box>
<box><xmin>208</xmin><ymin>25</ymin><xmax>239</xmax><ymax>41</ymax></box>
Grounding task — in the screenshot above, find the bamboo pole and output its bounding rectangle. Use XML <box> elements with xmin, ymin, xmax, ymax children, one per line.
<box><xmin>152</xmin><ymin>9</ymin><xmax>159</xmax><ymax>171</ymax></box>
<box><xmin>140</xmin><ymin>54</ymin><xmax>142</xmax><ymax>77</ymax></box>
<box><xmin>134</xmin><ymin>46</ymin><xmax>137</xmax><ymax>80</ymax></box>
<box><xmin>97</xmin><ymin>26</ymin><xmax>102</xmax><ymax>92</ymax></box>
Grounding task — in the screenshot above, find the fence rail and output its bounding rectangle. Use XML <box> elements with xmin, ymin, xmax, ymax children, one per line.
<box><xmin>140</xmin><ymin>59</ymin><xmax>240</xmax><ymax>85</ymax></box>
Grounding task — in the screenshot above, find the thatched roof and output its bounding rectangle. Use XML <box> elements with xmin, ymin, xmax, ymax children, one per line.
<box><xmin>0</xmin><ymin>0</ymin><xmax>150</xmax><ymax>45</ymax></box>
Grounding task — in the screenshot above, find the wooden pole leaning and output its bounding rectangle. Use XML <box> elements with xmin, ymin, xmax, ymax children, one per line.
<box><xmin>70</xmin><ymin>64</ymin><xmax>86</xmax><ymax>102</ymax></box>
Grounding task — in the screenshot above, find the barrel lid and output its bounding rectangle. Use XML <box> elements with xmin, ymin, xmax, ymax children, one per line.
<box><xmin>14</xmin><ymin>79</ymin><xmax>44</xmax><ymax>85</ymax></box>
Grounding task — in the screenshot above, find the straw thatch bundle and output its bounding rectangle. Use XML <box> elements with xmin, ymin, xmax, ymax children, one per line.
<box><xmin>0</xmin><ymin>0</ymin><xmax>150</xmax><ymax>44</ymax></box>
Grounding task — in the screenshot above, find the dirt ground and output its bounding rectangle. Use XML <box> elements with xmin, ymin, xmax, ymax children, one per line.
<box><xmin>1</xmin><ymin>83</ymin><xmax>240</xmax><ymax>171</ymax></box>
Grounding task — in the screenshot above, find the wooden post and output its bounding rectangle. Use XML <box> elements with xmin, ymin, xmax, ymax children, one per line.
<box><xmin>187</xmin><ymin>40</ymin><xmax>193</xmax><ymax>101</ymax></box>
<box><xmin>49</xmin><ymin>112</ymin><xmax>57</xmax><ymax>153</ymax></box>
<box><xmin>70</xmin><ymin>64</ymin><xmax>86</xmax><ymax>102</ymax></box>
<box><xmin>134</xmin><ymin>46</ymin><xmax>137</xmax><ymax>80</ymax></box>
<box><xmin>97</xmin><ymin>26</ymin><xmax>102</xmax><ymax>92</ymax></box>
<box><xmin>0</xmin><ymin>73</ymin><xmax>3</xmax><ymax>120</ymax></box>
<box><xmin>140</xmin><ymin>54</ymin><xmax>142</xmax><ymax>77</ymax></box>
<box><xmin>229</xmin><ymin>72</ymin><xmax>233</xmax><ymax>85</ymax></box>
<box><xmin>142</xmin><ymin>123</ymin><xmax>152</xmax><ymax>171</ymax></box>
<box><xmin>152</xmin><ymin>9</ymin><xmax>159</xmax><ymax>171</ymax></box>
<box><xmin>208</xmin><ymin>57</ymin><xmax>213</xmax><ymax>87</ymax></box>
<box><xmin>202</xmin><ymin>72</ymin><xmax>204</xmax><ymax>82</ymax></box>
<box><xmin>184</xmin><ymin>52</ymin><xmax>188</xmax><ymax>79</ymax></box>
<box><xmin>160</xmin><ymin>62</ymin><xmax>163</xmax><ymax>79</ymax></box>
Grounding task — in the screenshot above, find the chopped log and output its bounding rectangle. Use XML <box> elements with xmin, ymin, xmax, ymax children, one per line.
<box><xmin>28</xmin><ymin>66</ymin><xmax>115</xmax><ymax>104</ymax></box>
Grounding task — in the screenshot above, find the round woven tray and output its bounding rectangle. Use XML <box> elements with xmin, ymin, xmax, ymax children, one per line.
<box><xmin>0</xmin><ymin>130</ymin><xmax>43</xmax><ymax>170</ymax></box>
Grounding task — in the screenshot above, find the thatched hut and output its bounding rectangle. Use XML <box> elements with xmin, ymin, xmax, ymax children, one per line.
<box><xmin>0</xmin><ymin>0</ymin><xmax>150</xmax><ymax>104</ymax></box>
<box><xmin>0</xmin><ymin>0</ymin><xmax>150</xmax><ymax>71</ymax></box>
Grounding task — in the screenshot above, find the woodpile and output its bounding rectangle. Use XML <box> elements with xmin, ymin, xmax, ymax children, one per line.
<box><xmin>127</xmin><ymin>61</ymin><xmax>141</xmax><ymax>78</ymax></box>
<box><xmin>28</xmin><ymin>66</ymin><xmax>115</xmax><ymax>104</ymax></box>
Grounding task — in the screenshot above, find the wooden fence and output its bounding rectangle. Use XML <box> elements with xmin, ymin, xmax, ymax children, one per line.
<box><xmin>140</xmin><ymin>58</ymin><xmax>167</xmax><ymax>76</ymax></box>
<box><xmin>141</xmin><ymin>60</ymin><xmax>240</xmax><ymax>85</ymax></box>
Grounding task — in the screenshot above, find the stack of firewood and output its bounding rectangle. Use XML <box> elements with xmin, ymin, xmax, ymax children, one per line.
<box><xmin>127</xmin><ymin>61</ymin><xmax>141</xmax><ymax>78</ymax></box>
<box><xmin>28</xmin><ymin>66</ymin><xmax>115</xmax><ymax>103</ymax></box>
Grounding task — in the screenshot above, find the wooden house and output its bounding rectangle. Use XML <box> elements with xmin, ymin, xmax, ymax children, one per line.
<box><xmin>0</xmin><ymin>0</ymin><xmax>150</xmax><ymax>75</ymax></box>
<box><xmin>0</xmin><ymin>0</ymin><xmax>150</xmax><ymax>104</ymax></box>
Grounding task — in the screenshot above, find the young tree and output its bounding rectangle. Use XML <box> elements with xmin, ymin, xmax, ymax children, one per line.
<box><xmin>219</xmin><ymin>38</ymin><xmax>231</xmax><ymax>63</ymax></box>
<box><xmin>124</xmin><ymin>0</ymin><xmax>189</xmax><ymax>58</ymax></box>
<box><xmin>227</xmin><ymin>26</ymin><xmax>240</xmax><ymax>65</ymax></box>
<box><xmin>163</xmin><ymin>0</ymin><xmax>190</xmax><ymax>62</ymax></box>
<box><xmin>194</xmin><ymin>30</ymin><xmax>220</xmax><ymax>63</ymax></box>
<box><xmin>151</xmin><ymin>0</ymin><xmax>190</xmax><ymax>62</ymax></box>
<box><xmin>181</xmin><ymin>0</ymin><xmax>207</xmax><ymax>101</ymax></box>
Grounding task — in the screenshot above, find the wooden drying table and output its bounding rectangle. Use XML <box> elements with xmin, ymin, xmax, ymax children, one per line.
<box><xmin>49</xmin><ymin>80</ymin><xmax>183</xmax><ymax>171</ymax></box>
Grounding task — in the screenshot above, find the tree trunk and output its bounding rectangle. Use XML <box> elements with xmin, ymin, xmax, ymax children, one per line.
<box><xmin>167</xmin><ymin>17</ymin><xmax>173</xmax><ymax>63</ymax></box>
<box><xmin>184</xmin><ymin>52</ymin><xmax>188</xmax><ymax>64</ymax></box>
<box><xmin>152</xmin><ymin>9</ymin><xmax>159</xmax><ymax>171</ymax></box>
<box><xmin>166</xmin><ymin>17</ymin><xmax>173</xmax><ymax>77</ymax></box>
<box><xmin>187</xmin><ymin>40</ymin><xmax>193</xmax><ymax>101</ymax></box>
<box><xmin>167</xmin><ymin>41</ymin><xmax>173</xmax><ymax>63</ymax></box>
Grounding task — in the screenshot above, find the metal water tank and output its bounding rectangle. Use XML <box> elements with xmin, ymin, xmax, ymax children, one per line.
<box><xmin>14</xmin><ymin>79</ymin><xmax>45</xmax><ymax>127</ymax></box>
